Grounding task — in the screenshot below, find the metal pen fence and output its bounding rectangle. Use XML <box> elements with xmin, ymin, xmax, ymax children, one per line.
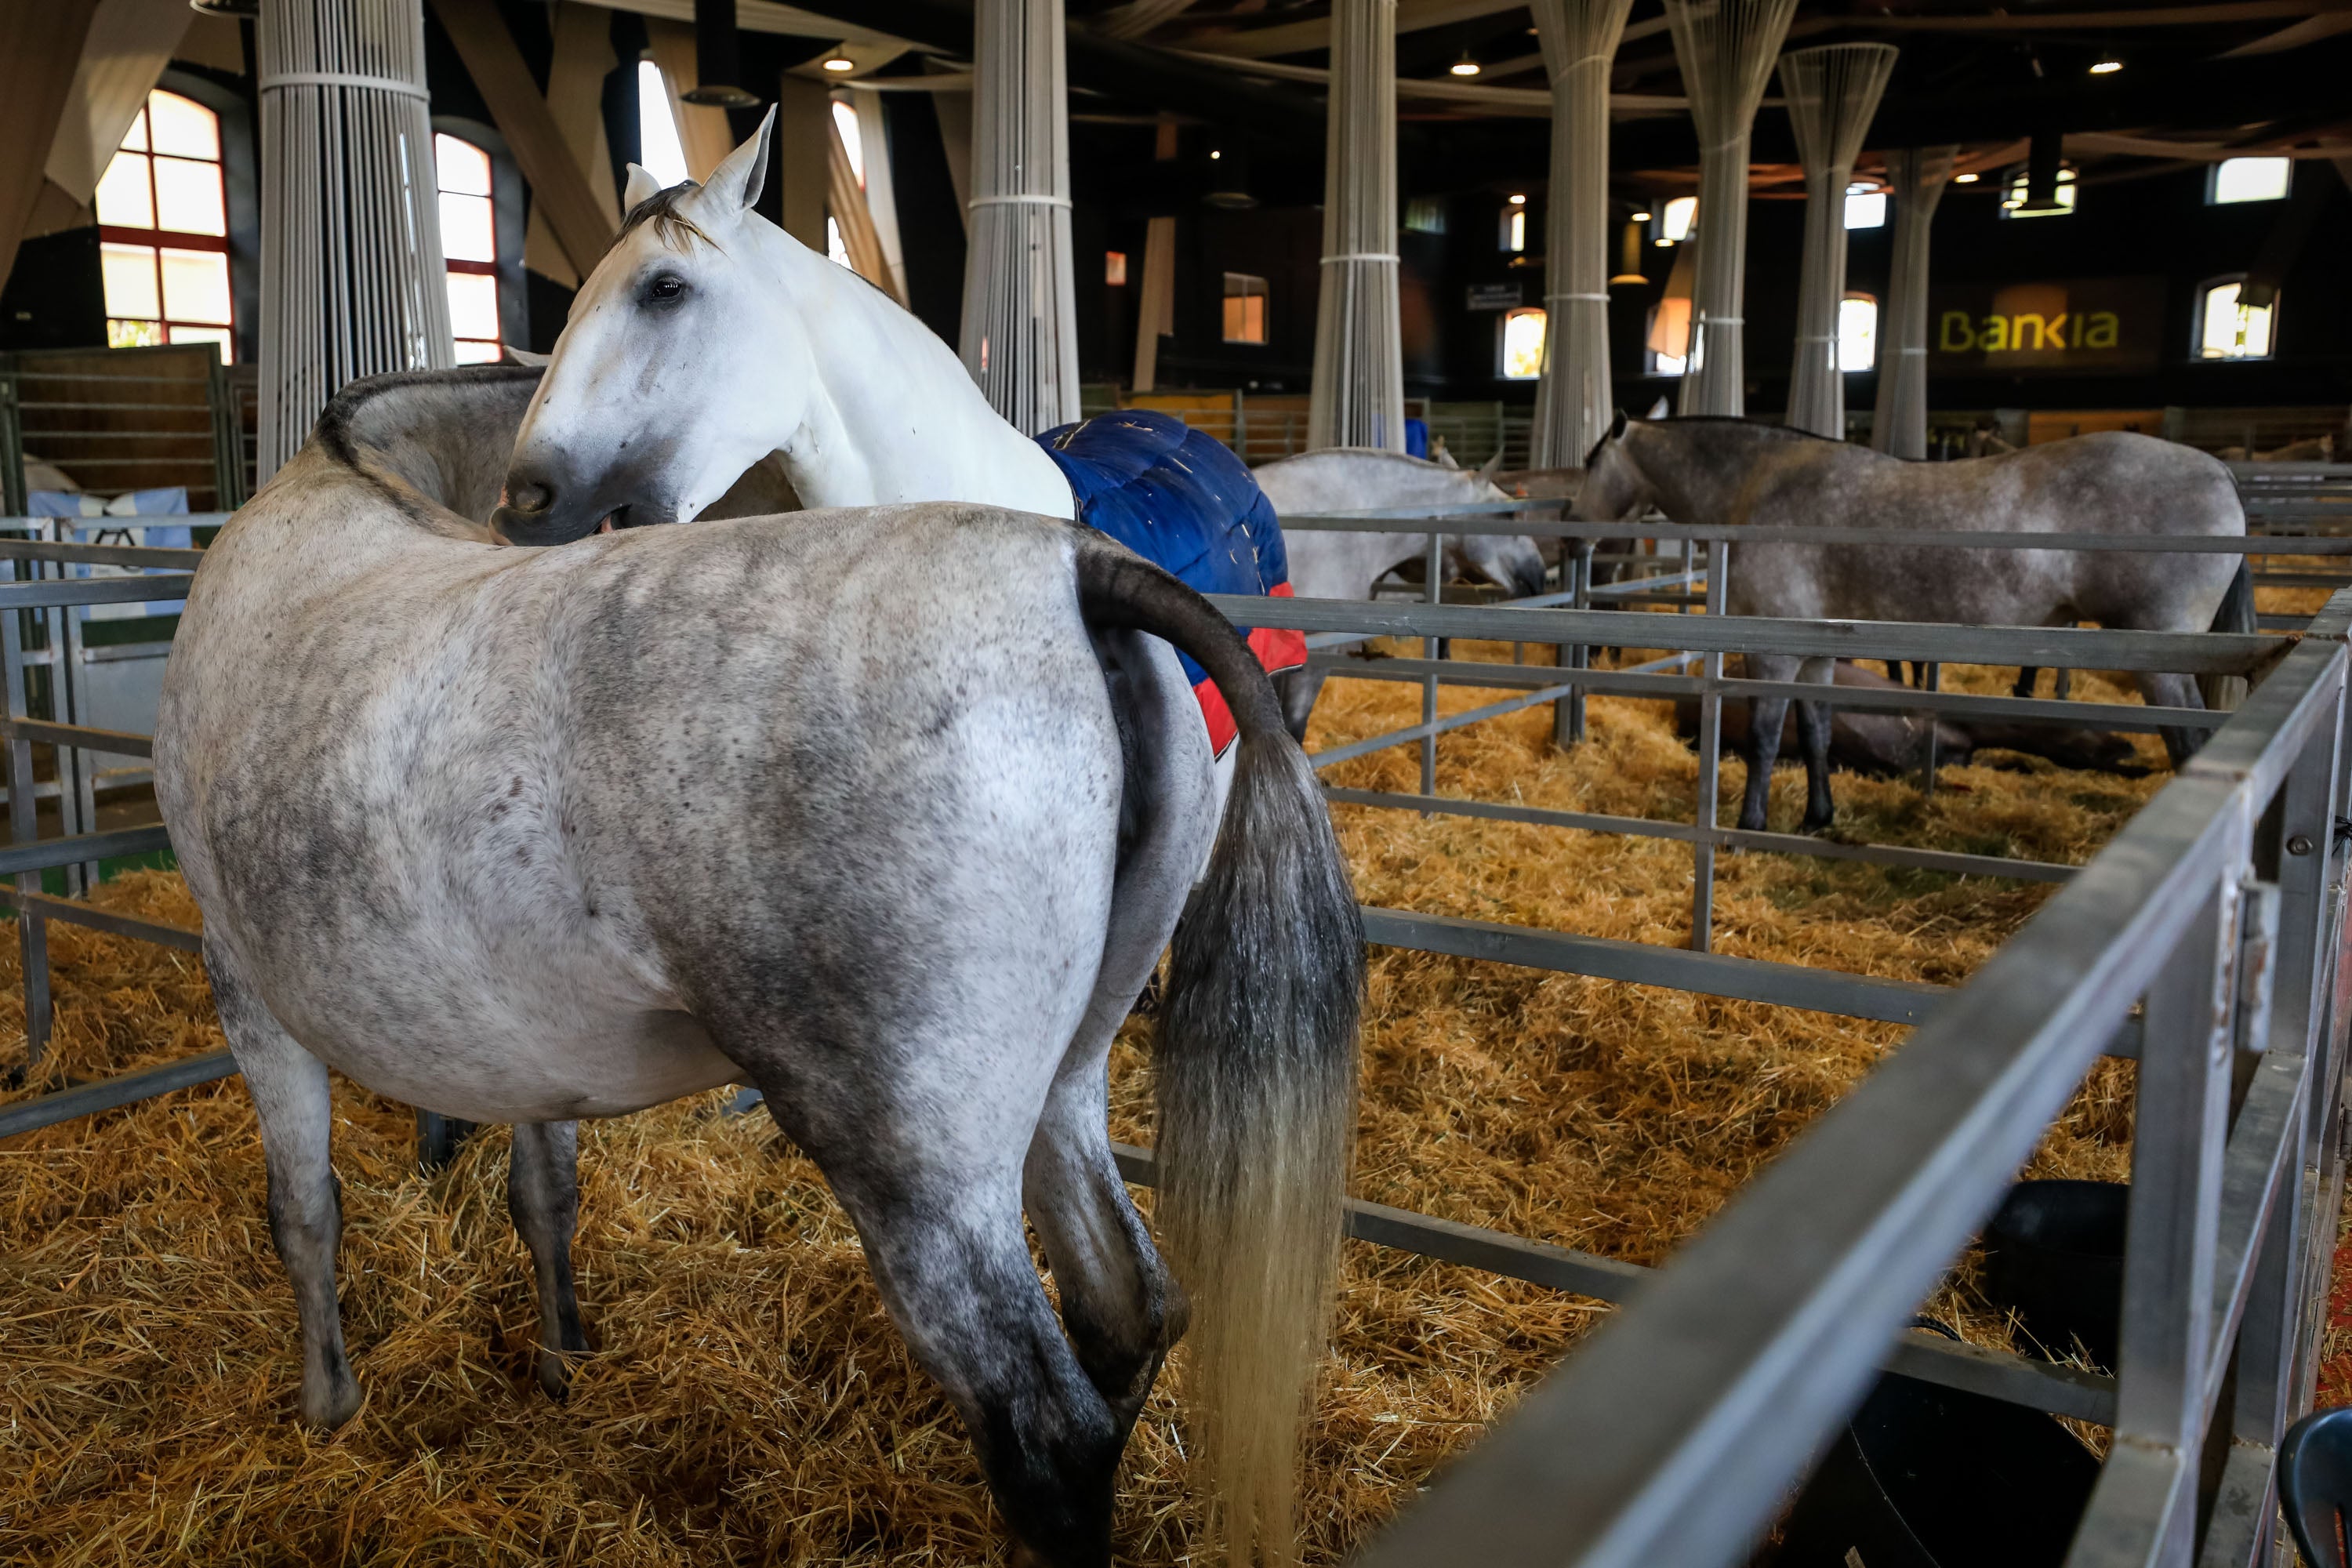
<box><xmin>2</xmin><ymin>519</ymin><xmax>2347</xmax><ymax>1565</ymax></box>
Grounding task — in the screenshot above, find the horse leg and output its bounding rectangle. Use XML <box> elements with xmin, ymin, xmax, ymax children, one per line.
<box><xmin>2136</xmin><ymin>671</ymin><xmax>2207</xmax><ymax>768</ymax></box>
<box><xmin>1738</xmin><ymin>653</ymin><xmax>1800</xmax><ymax>833</ymax></box>
<box><xmin>209</xmin><ymin>946</ymin><xmax>358</xmax><ymax>1426</ymax></box>
<box><xmin>509</xmin><ymin>1120</ymin><xmax>590</xmax><ymax>1401</ymax></box>
<box><xmin>2013</xmin><ymin>667</ymin><xmax>2040</xmax><ymax>699</ymax></box>
<box><xmin>2055</xmin><ymin>668</ymin><xmax>2071</xmax><ymax>701</ymax></box>
<box><xmin>1272</xmin><ymin>666</ymin><xmax>1327</xmax><ymax>746</ymax></box>
<box><xmin>1796</xmin><ymin>657</ymin><xmax>1839</xmax><ymax>833</ymax></box>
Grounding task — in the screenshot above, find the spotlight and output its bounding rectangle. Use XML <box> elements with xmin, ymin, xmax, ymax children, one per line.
<box><xmin>1953</xmin><ymin>172</ymin><xmax>1980</xmax><ymax>183</ymax></box>
<box><xmin>1450</xmin><ymin>53</ymin><xmax>1482</xmax><ymax>76</ymax></box>
<box><xmin>1631</xmin><ymin>209</ymin><xmax>1653</xmax><ymax>222</ymax></box>
<box><xmin>1210</xmin><ymin>149</ymin><xmax>1222</xmax><ymax>159</ymax></box>
<box><xmin>822</xmin><ymin>55</ymin><xmax>855</xmax><ymax>73</ymax></box>
<box><xmin>2089</xmin><ymin>56</ymin><xmax>2122</xmax><ymax>74</ymax></box>
<box><xmin>1508</xmin><ymin>193</ymin><xmax>1526</xmax><ymax>205</ymax></box>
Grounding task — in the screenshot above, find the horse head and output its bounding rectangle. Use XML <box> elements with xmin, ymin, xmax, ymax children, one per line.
<box><xmin>1572</xmin><ymin>410</ymin><xmax>1657</xmax><ymax>524</ymax></box>
<box><xmin>1451</xmin><ymin>459</ymin><xmax>1548</xmax><ymax>600</ymax></box>
<box><xmin>495</xmin><ymin>111</ymin><xmax>805</xmax><ymax>546</ymax></box>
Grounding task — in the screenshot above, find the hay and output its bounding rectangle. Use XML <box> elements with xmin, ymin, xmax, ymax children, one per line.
<box><xmin>0</xmin><ymin>588</ymin><xmax>2334</xmax><ymax>1562</ymax></box>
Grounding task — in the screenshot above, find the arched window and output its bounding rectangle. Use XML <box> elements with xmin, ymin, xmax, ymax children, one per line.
<box><xmin>1842</xmin><ymin>183</ymin><xmax>1886</xmax><ymax>230</ymax></box>
<box><xmin>1223</xmin><ymin>273</ymin><xmax>1270</xmax><ymax>344</ymax></box>
<box><xmin>637</xmin><ymin>60</ymin><xmax>691</xmax><ymax>189</ymax></box>
<box><xmin>1838</xmin><ymin>292</ymin><xmax>1878</xmax><ymax>372</ymax></box>
<box><xmin>434</xmin><ymin>134</ymin><xmax>503</xmax><ymax>363</ymax></box>
<box><xmin>96</xmin><ymin>89</ymin><xmax>234</xmax><ymax>360</ymax></box>
<box><xmin>1499</xmin><ymin>306</ymin><xmax>1545</xmax><ymax>379</ymax></box>
<box><xmin>2195</xmin><ymin>276</ymin><xmax>2276</xmax><ymax>361</ymax></box>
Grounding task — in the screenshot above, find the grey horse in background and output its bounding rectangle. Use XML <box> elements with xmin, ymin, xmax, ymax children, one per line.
<box><xmin>1252</xmin><ymin>448</ymin><xmax>1549</xmax><ymax>739</ymax></box>
<box><xmin>152</xmin><ymin>366</ymin><xmax>1363</xmax><ymax>1568</ymax></box>
<box><xmin>1575</xmin><ymin>415</ymin><xmax>2251</xmax><ymax>833</ymax></box>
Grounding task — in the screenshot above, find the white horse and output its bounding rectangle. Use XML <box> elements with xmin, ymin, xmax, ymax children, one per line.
<box><xmin>1251</xmin><ymin>448</ymin><xmax>1549</xmax><ymax>735</ymax></box>
<box><xmin>152</xmin><ymin>366</ymin><xmax>1363</xmax><ymax>1568</ymax></box>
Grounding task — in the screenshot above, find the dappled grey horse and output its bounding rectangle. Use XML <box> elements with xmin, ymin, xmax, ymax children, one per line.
<box><xmin>151</xmin><ymin>366</ymin><xmax>1363</xmax><ymax>1568</ymax></box>
<box><xmin>1576</xmin><ymin>416</ymin><xmax>2250</xmax><ymax>833</ymax></box>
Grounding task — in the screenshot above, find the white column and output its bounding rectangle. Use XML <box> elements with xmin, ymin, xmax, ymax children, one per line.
<box><xmin>1307</xmin><ymin>0</ymin><xmax>1405</xmax><ymax>452</ymax></box>
<box><xmin>1664</xmin><ymin>0</ymin><xmax>1798</xmax><ymax>417</ymax></box>
<box><xmin>256</xmin><ymin>0</ymin><xmax>453</xmax><ymax>481</ymax></box>
<box><xmin>958</xmin><ymin>0</ymin><xmax>1080</xmax><ymax>436</ymax></box>
<box><xmin>1779</xmin><ymin>42</ymin><xmax>1897</xmax><ymax>437</ymax></box>
<box><xmin>1871</xmin><ymin>145</ymin><xmax>1956</xmax><ymax>459</ymax></box>
<box><xmin>1530</xmin><ymin>0</ymin><xmax>1635</xmax><ymax>468</ymax></box>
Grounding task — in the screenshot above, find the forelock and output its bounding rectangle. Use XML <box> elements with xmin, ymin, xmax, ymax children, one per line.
<box><xmin>613</xmin><ymin>183</ymin><xmax>720</xmax><ymax>256</ymax></box>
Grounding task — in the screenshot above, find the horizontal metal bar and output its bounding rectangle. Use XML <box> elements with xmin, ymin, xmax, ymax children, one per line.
<box><xmin>1209</xmin><ymin>595</ymin><xmax>2281</xmax><ymax>674</ymax></box>
<box><xmin>1312</xmin><ymin>680</ymin><xmax>1580</xmax><ymax>770</ymax></box>
<box><xmin>2251</xmin><ymin>572</ymin><xmax>2352</xmax><ymax>589</ymax></box>
<box><xmin>1360</xmin><ymin>906</ymin><xmax>1945</xmax><ymax>1025</ymax></box>
<box><xmin>1719</xmin><ymin>825</ymin><xmax>2078</xmax><ymax>884</ymax></box>
<box><xmin>0</xmin><ymin>574</ymin><xmax>194</xmax><ymax>610</ymax></box>
<box><xmin>1312</xmin><ymin>653</ymin><xmax>2227</xmax><ymax>735</ymax></box>
<box><xmin>1280</xmin><ymin>512</ymin><xmax>2352</xmax><ymax>554</ymax></box>
<box><xmin>0</xmin><ymin>887</ymin><xmax>201</xmax><ymax>952</ymax></box>
<box><xmin>0</xmin><ymin>1050</ymin><xmax>237</xmax><ymax>1140</ymax></box>
<box><xmin>3</xmin><ymin>717</ymin><xmax>153</xmax><ymax>757</ymax></box>
<box><xmin>0</xmin><ymin>824</ymin><xmax>171</xmax><ymax>877</ymax></box>
<box><xmin>0</xmin><ymin>539</ymin><xmax>208</xmax><ymax>568</ymax></box>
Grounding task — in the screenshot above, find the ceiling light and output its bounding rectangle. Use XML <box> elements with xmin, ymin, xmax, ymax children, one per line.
<box><xmin>1450</xmin><ymin>53</ymin><xmax>1482</xmax><ymax>76</ymax></box>
<box><xmin>1210</xmin><ymin>149</ymin><xmax>1222</xmax><ymax>160</ymax></box>
<box><xmin>1953</xmin><ymin>171</ymin><xmax>1980</xmax><ymax>183</ymax></box>
<box><xmin>2089</xmin><ymin>56</ymin><xmax>2122</xmax><ymax>74</ymax></box>
<box><xmin>1631</xmin><ymin>209</ymin><xmax>1653</xmax><ymax>222</ymax></box>
<box><xmin>822</xmin><ymin>54</ymin><xmax>855</xmax><ymax>72</ymax></box>
<box><xmin>1508</xmin><ymin>193</ymin><xmax>1526</xmax><ymax>205</ymax></box>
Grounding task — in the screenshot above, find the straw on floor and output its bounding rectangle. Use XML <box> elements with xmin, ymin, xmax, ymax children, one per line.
<box><xmin>0</xmin><ymin>597</ymin><xmax>2324</xmax><ymax>1563</ymax></box>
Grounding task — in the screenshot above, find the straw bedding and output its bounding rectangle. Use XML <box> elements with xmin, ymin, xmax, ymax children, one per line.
<box><xmin>0</xmin><ymin>584</ymin><xmax>2336</xmax><ymax>1564</ymax></box>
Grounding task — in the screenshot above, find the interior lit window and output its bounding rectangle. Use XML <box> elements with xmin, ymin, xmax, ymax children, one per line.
<box><xmin>1999</xmin><ymin>165</ymin><xmax>2078</xmax><ymax>219</ymax></box>
<box><xmin>1403</xmin><ymin>197</ymin><xmax>1447</xmax><ymax>235</ymax></box>
<box><xmin>2196</xmin><ymin>278</ymin><xmax>2275</xmax><ymax>361</ymax></box>
<box><xmin>831</xmin><ymin>99</ymin><xmax>864</xmax><ymax>187</ymax></box>
<box><xmin>1843</xmin><ymin>183</ymin><xmax>1886</xmax><ymax>230</ymax></box>
<box><xmin>1838</xmin><ymin>292</ymin><xmax>1878</xmax><ymax>372</ymax></box>
<box><xmin>1222</xmin><ymin>272</ymin><xmax>1269</xmax><ymax>344</ymax></box>
<box><xmin>1499</xmin><ymin>206</ymin><xmax>1526</xmax><ymax>252</ymax></box>
<box><xmin>1499</xmin><ymin>307</ymin><xmax>1545</xmax><ymax>380</ymax></box>
<box><xmin>826</xmin><ymin>216</ymin><xmax>850</xmax><ymax>267</ymax></box>
<box><xmin>1659</xmin><ymin>195</ymin><xmax>1698</xmax><ymax>244</ymax></box>
<box><xmin>1105</xmin><ymin>251</ymin><xmax>1127</xmax><ymax>285</ymax></box>
<box><xmin>435</xmin><ymin>134</ymin><xmax>501</xmax><ymax>364</ymax></box>
<box><xmin>96</xmin><ymin>89</ymin><xmax>234</xmax><ymax>361</ymax></box>
<box><xmin>2209</xmin><ymin>156</ymin><xmax>2291</xmax><ymax>205</ymax></box>
<box><xmin>636</xmin><ymin>60</ymin><xmax>691</xmax><ymax>191</ymax></box>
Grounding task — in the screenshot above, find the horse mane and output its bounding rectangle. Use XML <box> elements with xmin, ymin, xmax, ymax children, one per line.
<box><xmin>615</xmin><ymin>183</ymin><xmax>720</xmax><ymax>255</ymax></box>
<box><xmin>1588</xmin><ymin>414</ymin><xmax>1846</xmax><ymax>469</ymax></box>
<box><xmin>310</xmin><ymin>365</ymin><xmax>543</xmax><ymax>528</ymax></box>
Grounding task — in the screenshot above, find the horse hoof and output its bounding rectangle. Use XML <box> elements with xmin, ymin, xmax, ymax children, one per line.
<box><xmin>538</xmin><ymin>1357</ymin><xmax>572</xmax><ymax>1403</ymax></box>
<box><xmin>1799</xmin><ymin>811</ymin><xmax>1835</xmax><ymax>835</ymax></box>
<box><xmin>301</xmin><ymin>1372</ymin><xmax>361</xmax><ymax>1428</ymax></box>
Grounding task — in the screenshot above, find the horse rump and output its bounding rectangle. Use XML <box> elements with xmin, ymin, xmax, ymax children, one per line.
<box><xmin>1074</xmin><ymin>538</ymin><xmax>1364</xmax><ymax>1563</ymax></box>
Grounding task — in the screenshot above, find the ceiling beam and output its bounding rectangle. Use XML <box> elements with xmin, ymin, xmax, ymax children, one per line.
<box><xmin>1181</xmin><ymin>0</ymin><xmax>1527</xmax><ymax>60</ymax></box>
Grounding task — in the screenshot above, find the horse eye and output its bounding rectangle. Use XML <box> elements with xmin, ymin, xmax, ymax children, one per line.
<box><xmin>644</xmin><ymin>274</ymin><xmax>686</xmax><ymax>306</ymax></box>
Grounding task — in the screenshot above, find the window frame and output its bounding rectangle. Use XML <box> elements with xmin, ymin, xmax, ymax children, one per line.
<box><xmin>430</xmin><ymin>118</ymin><xmax>528</xmax><ymax>358</ymax></box>
<box><xmin>2191</xmin><ymin>274</ymin><xmax>2278</xmax><ymax>363</ymax></box>
<box><xmin>1497</xmin><ymin>306</ymin><xmax>1545</xmax><ymax>381</ymax></box>
<box><xmin>1838</xmin><ymin>291</ymin><xmax>1879</xmax><ymax>373</ymax></box>
<box><xmin>1221</xmin><ymin>271</ymin><xmax>1269</xmax><ymax>346</ymax></box>
<box><xmin>97</xmin><ymin>89</ymin><xmax>236</xmax><ymax>361</ymax></box>
<box><xmin>2206</xmin><ymin>157</ymin><xmax>2292</xmax><ymax>206</ymax></box>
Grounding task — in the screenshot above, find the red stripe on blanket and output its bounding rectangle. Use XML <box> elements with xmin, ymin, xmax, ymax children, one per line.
<box><xmin>1193</xmin><ymin>585</ymin><xmax>1308</xmax><ymax>758</ymax></box>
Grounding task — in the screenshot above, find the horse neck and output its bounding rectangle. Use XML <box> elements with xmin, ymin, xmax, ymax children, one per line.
<box><xmin>1626</xmin><ymin>423</ymin><xmax>1776</xmax><ymax>525</ymax></box>
<box><xmin>756</xmin><ymin>231</ymin><xmax>1074</xmax><ymax>517</ymax></box>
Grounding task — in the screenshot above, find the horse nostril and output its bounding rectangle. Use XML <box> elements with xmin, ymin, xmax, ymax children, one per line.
<box><xmin>507</xmin><ymin>480</ymin><xmax>554</xmax><ymax>514</ymax></box>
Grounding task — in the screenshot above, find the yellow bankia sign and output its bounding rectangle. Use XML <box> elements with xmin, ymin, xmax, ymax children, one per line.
<box><xmin>1928</xmin><ymin>278</ymin><xmax>2165</xmax><ymax>374</ymax></box>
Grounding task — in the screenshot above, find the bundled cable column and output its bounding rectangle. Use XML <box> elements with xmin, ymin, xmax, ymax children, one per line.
<box><xmin>1307</xmin><ymin>0</ymin><xmax>1406</xmax><ymax>452</ymax></box>
<box><xmin>256</xmin><ymin>0</ymin><xmax>453</xmax><ymax>482</ymax></box>
<box><xmin>1780</xmin><ymin>42</ymin><xmax>1899</xmax><ymax>438</ymax></box>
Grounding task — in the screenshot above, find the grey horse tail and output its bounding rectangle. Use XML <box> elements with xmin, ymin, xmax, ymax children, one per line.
<box><xmin>1073</xmin><ymin>536</ymin><xmax>1365</xmax><ymax>1563</ymax></box>
<box><xmin>2198</xmin><ymin>559</ymin><xmax>2256</xmax><ymax>712</ymax></box>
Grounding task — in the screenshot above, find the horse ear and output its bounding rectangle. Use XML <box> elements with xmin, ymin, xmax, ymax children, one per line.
<box><xmin>1476</xmin><ymin>450</ymin><xmax>1505</xmax><ymax>482</ymax></box>
<box><xmin>1433</xmin><ymin>448</ymin><xmax>1460</xmax><ymax>470</ymax></box>
<box><xmin>707</xmin><ymin>106</ymin><xmax>777</xmax><ymax>216</ymax></box>
<box><xmin>1610</xmin><ymin>408</ymin><xmax>1628</xmax><ymax>440</ymax></box>
<box><xmin>501</xmin><ymin>347</ymin><xmax>551</xmax><ymax>368</ymax></box>
<box><xmin>622</xmin><ymin>162</ymin><xmax>662</xmax><ymax>212</ymax></box>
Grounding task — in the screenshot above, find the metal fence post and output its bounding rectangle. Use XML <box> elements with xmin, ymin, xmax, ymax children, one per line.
<box><xmin>1421</xmin><ymin>530</ymin><xmax>1442</xmax><ymax>806</ymax></box>
<box><xmin>1691</xmin><ymin>541</ymin><xmax>1729</xmax><ymax>953</ymax></box>
<box><xmin>2074</xmin><ymin>870</ymin><xmax>2243</xmax><ymax>1566</ymax></box>
<box><xmin>1553</xmin><ymin>541</ymin><xmax>1592</xmax><ymax>750</ymax></box>
<box><xmin>2</xmin><ymin>559</ymin><xmax>51</xmax><ymax>1068</ymax></box>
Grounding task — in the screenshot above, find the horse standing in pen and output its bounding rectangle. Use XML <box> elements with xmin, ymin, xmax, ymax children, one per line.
<box><xmin>153</xmin><ymin>365</ymin><xmax>1363</xmax><ymax>1568</ymax></box>
<box><xmin>1574</xmin><ymin>415</ymin><xmax>2251</xmax><ymax>833</ymax></box>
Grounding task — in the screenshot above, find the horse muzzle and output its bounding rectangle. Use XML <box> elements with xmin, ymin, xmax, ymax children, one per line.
<box><xmin>491</xmin><ymin>470</ymin><xmax>643</xmax><ymax>546</ymax></box>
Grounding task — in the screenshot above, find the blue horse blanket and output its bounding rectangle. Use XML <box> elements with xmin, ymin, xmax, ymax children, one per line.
<box><xmin>1036</xmin><ymin>410</ymin><xmax>1304</xmax><ymax>755</ymax></box>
